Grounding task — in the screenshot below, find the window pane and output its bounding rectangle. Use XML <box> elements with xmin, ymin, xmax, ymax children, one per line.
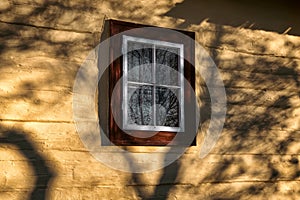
<box><xmin>127</xmin><ymin>42</ymin><xmax>153</xmax><ymax>83</ymax></box>
<box><xmin>155</xmin><ymin>87</ymin><xmax>180</xmax><ymax>127</ymax></box>
<box><xmin>128</xmin><ymin>85</ymin><xmax>154</xmax><ymax>126</ymax></box>
<box><xmin>156</xmin><ymin>47</ymin><xmax>179</xmax><ymax>86</ymax></box>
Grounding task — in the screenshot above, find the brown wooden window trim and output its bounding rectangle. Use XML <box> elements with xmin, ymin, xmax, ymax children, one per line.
<box><xmin>101</xmin><ymin>19</ymin><xmax>196</xmax><ymax>146</ymax></box>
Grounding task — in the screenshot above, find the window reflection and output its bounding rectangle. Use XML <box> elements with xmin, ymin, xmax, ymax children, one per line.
<box><xmin>128</xmin><ymin>85</ymin><xmax>153</xmax><ymax>126</ymax></box>
<box><xmin>155</xmin><ymin>87</ymin><xmax>179</xmax><ymax>127</ymax></box>
<box><xmin>128</xmin><ymin>86</ymin><xmax>179</xmax><ymax>127</ymax></box>
<box><xmin>156</xmin><ymin>47</ymin><xmax>179</xmax><ymax>86</ymax></box>
<box><xmin>127</xmin><ymin>42</ymin><xmax>153</xmax><ymax>83</ymax></box>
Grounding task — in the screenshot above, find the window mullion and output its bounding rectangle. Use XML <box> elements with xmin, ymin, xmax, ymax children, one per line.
<box><xmin>152</xmin><ymin>44</ymin><xmax>156</xmax><ymax>127</ymax></box>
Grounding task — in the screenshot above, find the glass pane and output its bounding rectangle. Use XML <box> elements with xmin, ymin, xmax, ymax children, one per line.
<box><xmin>128</xmin><ymin>85</ymin><xmax>154</xmax><ymax>126</ymax></box>
<box><xmin>155</xmin><ymin>87</ymin><xmax>180</xmax><ymax>127</ymax></box>
<box><xmin>156</xmin><ymin>47</ymin><xmax>179</xmax><ymax>86</ymax></box>
<box><xmin>127</xmin><ymin>42</ymin><xmax>153</xmax><ymax>83</ymax></box>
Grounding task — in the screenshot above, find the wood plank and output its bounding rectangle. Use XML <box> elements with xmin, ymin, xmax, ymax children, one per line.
<box><xmin>125</xmin><ymin>181</ymin><xmax>300</xmax><ymax>200</ymax></box>
<box><xmin>1</xmin><ymin>181</ymin><xmax>299</xmax><ymax>200</ymax></box>
<box><xmin>0</xmin><ymin>2</ymin><xmax>105</xmax><ymax>33</ymax></box>
<box><xmin>0</xmin><ymin>90</ymin><xmax>73</xmax><ymax>122</ymax></box>
<box><xmin>0</xmin><ymin>55</ymin><xmax>81</xmax><ymax>88</ymax></box>
<box><xmin>220</xmin><ymin>70</ymin><xmax>299</xmax><ymax>91</ymax></box>
<box><xmin>193</xmin><ymin>21</ymin><xmax>300</xmax><ymax>59</ymax></box>
<box><xmin>224</xmin><ymin>106</ymin><xmax>299</xmax><ymax>132</ymax></box>
<box><xmin>200</xmin><ymin>129</ymin><xmax>300</xmax><ymax>155</ymax></box>
<box><xmin>199</xmin><ymin>100</ymin><xmax>300</xmax><ymax>132</ymax></box>
<box><xmin>0</xmin><ymin>23</ymin><xmax>96</xmax><ymax>62</ymax></box>
<box><xmin>211</xmin><ymin>48</ymin><xmax>300</xmax><ymax>75</ymax></box>
<box><xmin>200</xmin><ymin>87</ymin><xmax>300</xmax><ymax>108</ymax></box>
<box><xmin>196</xmin><ymin>70</ymin><xmax>299</xmax><ymax>91</ymax></box>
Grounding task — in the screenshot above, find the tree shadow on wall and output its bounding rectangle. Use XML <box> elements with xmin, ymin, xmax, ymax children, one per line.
<box><xmin>195</xmin><ymin>24</ymin><xmax>300</xmax><ymax>199</ymax></box>
<box><xmin>128</xmin><ymin>22</ymin><xmax>300</xmax><ymax>199</ymax></box>
<box><xmin>126</xmin><ymin>148</ymin><xmax>182</xmax><ymax>200</ymax></box>
<box><xmin>0</xmin><ymin>1</ymin><xmax>98</xmax><ymax>198</ymax></box>
<box><xmin>0</xmin><ymin>129</ymin><xmax>56</xmax><ymax>200</ymax></box>
<box><xmin>0</xmin><ymin>0</ymin><xmax>299</xmax><ymax>199</ymax></box>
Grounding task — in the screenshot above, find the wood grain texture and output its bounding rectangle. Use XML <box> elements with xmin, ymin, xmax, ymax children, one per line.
<box><xmin>1</xmin><ymin>1</ymin><xmax>300</xmax><ymax>199</ymax></box>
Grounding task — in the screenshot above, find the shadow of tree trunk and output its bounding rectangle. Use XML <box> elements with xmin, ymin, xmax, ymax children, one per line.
<box><xmin>130</xmin><ymin>157</ymin><xmax>180</xmax><ymax>200</ymax></box>
<box><xmin>0</xmin><ymin>129</ymin><xmax>56</xmax><ymax>200</ymax></box>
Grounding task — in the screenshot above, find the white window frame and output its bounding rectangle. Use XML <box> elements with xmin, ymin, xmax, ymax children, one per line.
<box><xmin>122</xmin><ymin>35</ymin><xmax>185</xmax><ymax>132</ymax></box>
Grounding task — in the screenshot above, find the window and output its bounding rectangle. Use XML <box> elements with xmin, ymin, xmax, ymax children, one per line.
<box><xmin>99</xmin><ymin>20</ymin><xmax>195</xmax><ymax>146</ymax></box>
<box><xmin>122</xmin><ymin>35</ymin><xmax>184</xmax><ymax>132</ymax></box>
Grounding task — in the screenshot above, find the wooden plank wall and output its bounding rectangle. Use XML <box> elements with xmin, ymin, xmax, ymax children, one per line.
<box><xmin>0</xmin><ymin>1</ymin><xmax>299</xmax><ymax>199</ymax></box>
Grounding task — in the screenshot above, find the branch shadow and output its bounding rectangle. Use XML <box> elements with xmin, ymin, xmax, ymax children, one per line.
<box><xmin>193</xmin><ymin>20</ymin><xmax>300</xmax><ymax>199</ymax></box>
<box><xmin>0</xmin><ymin>129</ymin><xmax>56</xmax><ymax>200</ymax></box>
<box><xmin>1</xmin><ymin>0</ymin><xmax>299</xmax><ymax>199</ymax></box>
<box><xmin>126</xmin><ymin>151</ymin><xmax>180</xmax><ymax>200</ymax></box>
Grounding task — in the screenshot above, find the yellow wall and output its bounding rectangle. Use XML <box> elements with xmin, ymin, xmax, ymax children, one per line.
<box><xmin>0</xmin><ymin>0</ymin><xmax>299</xmax><ymax>199</ymax></box>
